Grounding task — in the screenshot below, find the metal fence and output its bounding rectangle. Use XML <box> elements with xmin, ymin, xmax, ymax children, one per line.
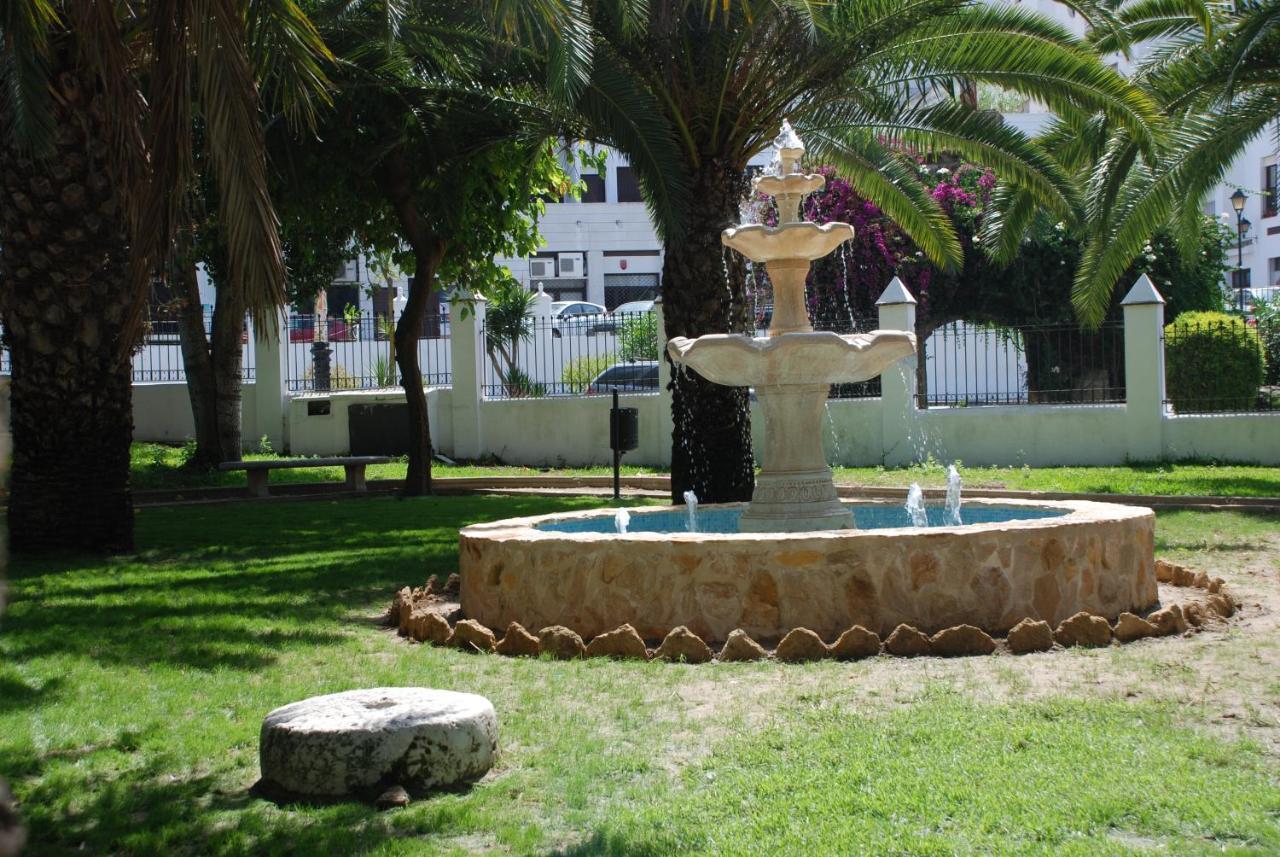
<box><xmin>135</xmin><ymin>308</ymin><xmax>257</xmax><ymax>382</ymax></box>
<box><xmin>810</xmin><ymin>307</ymin><xmax>882</xmax><ymax>399</ymax></box>
<box><xmin>1163</xmin><ymin>316</ymin><xmax>1277</xmax><ymax>413</ymax></box>
<box><xmin>284</xmin><ymin>312</ymin><xmax>450</xmax><ymax>393</ymax></box>
<box><xmin>481</xmin><ymin>310</ymin><xmax>659</xmax><ymax>399</ymax></box>
<box><xmin>0</xmin><ymin>309</ymin><xmax>255</xmax><ymax>383</ymax></box>
<box><xmin>919</xmin><ymin>321</ymin><xmax>1126</xmax><ymax>407</ymax></box>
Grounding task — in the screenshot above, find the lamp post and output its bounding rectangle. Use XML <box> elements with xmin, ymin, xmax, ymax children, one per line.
<box><xmin>1231</xmin><ymin>189</ymin><xmax>1248</xmax><ymax>313</ymax></box>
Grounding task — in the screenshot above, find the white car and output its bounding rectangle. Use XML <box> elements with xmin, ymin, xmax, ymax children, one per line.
<box><xmin>612</xmin><ymin>299</ymin><xmax>656</xmax><ymax>316</ymax></box>
<box><xmin>551</xmin><ymin>300</ymin><xmax>607</xmax><ymax>321</ymax></box>
<box><xmin>550</xmin><ymin>300</ymin><xmax>609</xmax><ymax>337</ymax></box>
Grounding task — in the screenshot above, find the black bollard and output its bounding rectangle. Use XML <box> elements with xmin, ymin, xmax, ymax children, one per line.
<box><xmin>311</xmin><ymin>340</ymin><xmax>333</xmax><ymax>391</ymax></box>
<box><xmin>609</xmin><ymin>390</ymin><xmax>639</xmax><ymax>500</ymax></box>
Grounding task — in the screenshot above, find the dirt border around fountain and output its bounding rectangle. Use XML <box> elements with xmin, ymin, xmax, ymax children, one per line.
<box><xmin>389</xmin><ymin>559</ymin><xmax>1238</xmax><ymax>661</ymax></box>
<box><xmin>457</xmin><ymin>498</ymin><xmax>1158</xmax><ymax>641</ymax></box>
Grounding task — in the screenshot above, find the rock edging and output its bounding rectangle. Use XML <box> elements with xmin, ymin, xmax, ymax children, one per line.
<box><xmin>391</xmin><ymin>563</ymin><xmax>1240</xmax><ymax>663</ymax></box>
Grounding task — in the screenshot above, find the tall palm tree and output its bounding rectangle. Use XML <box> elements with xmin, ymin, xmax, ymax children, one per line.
<box><xmin>501</xmin><ymin>0</ymin><xmax>1160</xmax><ymax>503</ymax></box>
<box><xmin>0</xmin><ymin>1</ymin><xmax>330</xmax><ymax>552</ymax></box>
<box><xmin>1066</xmin><ymin>0</ymin><xmax>1279</xmax><ymax>324</ymax></box>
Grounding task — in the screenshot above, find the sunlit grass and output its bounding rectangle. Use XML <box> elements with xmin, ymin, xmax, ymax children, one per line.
<box><xmin>3</xmin><ymin>497</ymin><xmax>1278</xmax><ymax>854</ymax></box>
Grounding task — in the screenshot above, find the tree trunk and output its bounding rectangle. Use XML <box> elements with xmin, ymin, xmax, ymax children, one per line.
<box><xmin>0</xmin><ymin>65</ymin><xmax>138</xmax><ymax>553</ymax></box>
<box><xmin>209</xmin><ymin>287</ymin><xmax>246</xmax><ymax>461</ymax></box>
<box><xmin>377</xmin><ymin>147</ymin><xmax>442</xmax><ymax>496</ymax></box>
<box><xmin>176</xmin><ymin>254</ymin><xmax>245</xmax><ymax>466</ymax></box>
<box><xmin>662</xmin><ymin>158</ymin><xmax>754</xmax><ymax>504</ymax></box>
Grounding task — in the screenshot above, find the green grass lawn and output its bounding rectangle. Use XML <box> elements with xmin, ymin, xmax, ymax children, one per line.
<box><xmin>131</xmin><ymin>442</ymin><xmax>1280</xmax><ymax>498</ymax></box>
<box><xmin>3</xmin><ymin>495</ymin><xmax>1278</xmax><ymax>855</ymax></box>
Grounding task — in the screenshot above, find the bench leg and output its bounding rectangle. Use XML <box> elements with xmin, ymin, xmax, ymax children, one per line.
<box><xmin>345</xmin><ymin>464</ymin><xmax>368</xmax><ymax>493</ymax></box>
<box><xmin>246</xmin><ymin>470</ymin><xmax>270</xmax><ymax>498</ymax></box>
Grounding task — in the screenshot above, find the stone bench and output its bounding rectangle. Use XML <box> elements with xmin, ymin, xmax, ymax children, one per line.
<box><xmin>219</xmin><ymin>456</ymin><xmax>394</xmax><ymax>497</ymax></box>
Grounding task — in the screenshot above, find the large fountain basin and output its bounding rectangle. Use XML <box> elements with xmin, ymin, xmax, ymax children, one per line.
<box><xmin>721</xmin><ymin>222</ymin><xmax>855</xmax><ymax>262</ymax></box>
<box><xmin>666</xmin><ymin>330</ymin><xmax>917</xmax><ymax>387</ymax></box>
<box><xmin>459</xmin><ymin>499</ymin><xmax>1157</xmax><ymax>642</ymax></box>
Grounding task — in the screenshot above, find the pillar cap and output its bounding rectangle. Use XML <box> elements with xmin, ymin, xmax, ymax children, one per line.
<box><xmin>1120</xmin><ymin>274</ymin><xmax>1165</xmax><ymax>306</ymax></box>
<box><xmin>876</xmin><ymin>277</ymin><xmax>916</xmax><ymax>306</ymax></box>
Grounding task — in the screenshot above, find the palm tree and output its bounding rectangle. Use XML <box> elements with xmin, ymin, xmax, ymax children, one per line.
<box><xmin>502</xmin><ymin>0</ymin><xmax>1160</xmax><ymax>503</ymax></box>
<box><xmin>0</xmin><ymin>1</ymin><xmax>330</xmax><ymax>552</ymax></box>
<box><xmin>1067</xmin><ymin>0</ymin><xmax>1279</xmax><ymax>324</ymax></box>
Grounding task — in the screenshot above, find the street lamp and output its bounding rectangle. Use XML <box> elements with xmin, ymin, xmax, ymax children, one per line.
<box><xmin>1230</xmin><ymin>189</ymin><xmax>1249</xmax><ymax>313</ymax></box>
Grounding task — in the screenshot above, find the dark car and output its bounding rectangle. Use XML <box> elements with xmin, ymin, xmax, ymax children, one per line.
<box><xmin>585</xmin><ymin>361</ymin><xmax>660</xmax><ymax>395</ymax></box>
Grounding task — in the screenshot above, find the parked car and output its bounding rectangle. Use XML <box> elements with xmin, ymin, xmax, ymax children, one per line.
<box><xmin>551</xmin><ymin>300</ymin><xmax>609</xmax><ymax>336</ymax></box>
<box><xmin>586</xmin><ymin>361</ymin><xmax>660</xmax><ymax>395</ymax></box>
<box><xmin>611</xmin><ymin>299</ymin><xmax>656</xmax><ymax>316</ymax></box>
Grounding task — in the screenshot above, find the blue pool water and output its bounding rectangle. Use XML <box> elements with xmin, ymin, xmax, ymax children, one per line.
<box><xmin>537</xmin><ymin>504</ymin><xmax>1067</xmax><ymax>534</ymax></box>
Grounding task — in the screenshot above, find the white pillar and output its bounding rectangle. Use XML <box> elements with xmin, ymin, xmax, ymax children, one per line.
<box><xmin>450</xmin><ymin>293</ymin><xmax>487</xmax><ymax>459</ymax></box>
<box><xmin>250</xmin><ymin>309</ymin><xmax>289</xmax><ymax>453</ymax></box>
<box><xmin>531</xmin><ymin>284</ymin><xmax>552</xmax><ymax>319</ymax></box>
<box><xmin>587</xmin><ymin>249</ymin><xmax>606</xmax><ymax>307</ymax></box>
<box><xmin>1121</xmin><ymin>274</ymin><xmax>1166</xmax><ymax>462</ymax></box>
<box><xmin>876</xmin><ymin>277</ymin><xmax>918</xmax><ymax>467</ymax></box>
<box><xmin>652</xmin><ymin>297</ymin><xmax>674</xmax><ymax>467</ymax></box>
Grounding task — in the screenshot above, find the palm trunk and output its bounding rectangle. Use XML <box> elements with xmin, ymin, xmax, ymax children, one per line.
<box><xmin>0</xmin><ymin>70</ymin><xmax>137</xmax><ymax>553</ymax></box>
<box><xmin>209</xmin><ymin>287</ymin><xmax>245</xmax><ymax>461</ymax></box>
<box><xmin>176</xmin><ymin>257</ymin><xmax>221</xmax><ymax>467</ymax></box>
<box><xmin>662</xmin><ymin>158</ymin><xmax>754</xmax><ymax>504</ymax></box>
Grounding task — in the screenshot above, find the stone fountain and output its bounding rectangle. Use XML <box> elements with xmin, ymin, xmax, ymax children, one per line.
<box><xmin>666</xmin><ymin>122</ymin><xmax>916</xmax><ymax>532</ymax></box>
<box><xmin>456</xmin><ymin>122</ymin><xmax>1159</xmax><ymax>646</ymax></box>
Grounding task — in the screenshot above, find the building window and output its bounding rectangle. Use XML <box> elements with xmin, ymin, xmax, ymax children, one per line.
<box><xmin>615</xmin><ymin>166</ymin><xmax>643</xmax><ymax>202</ymax></box>
<box><xmin>579</xmin><ymin>173</ymin><xmax>605</xmax><ymax>203</ymax></box>
<box><xmin>1264</xmin><ymin>164</ymin><xmax>1277</xmax><ymax>218</ymax></box>
<box><xmin>1270</xmin><ymin>257</ymin><xmax>1280</xmax><ymax>287</ymax></box>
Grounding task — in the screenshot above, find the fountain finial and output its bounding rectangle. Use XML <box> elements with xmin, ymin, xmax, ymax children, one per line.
<box><xmin>774</xmin><ymin>119</ymin><xmax>805</xmax><ymax>175</ymax></box>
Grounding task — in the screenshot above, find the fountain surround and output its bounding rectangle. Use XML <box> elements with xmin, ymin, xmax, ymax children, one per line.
<box><xmin>455</xmin><ymin>121</ymin><xmax>1160</xmax><ymax>645</ymax></box>
<box><xmin>666</xmin><ymin>121</ymin><xmax>915</xmax><ymax>532</ymax></box>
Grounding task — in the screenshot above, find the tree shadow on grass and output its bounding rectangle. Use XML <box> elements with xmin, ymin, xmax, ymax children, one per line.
<box><xmin>3</xmin><ymin>495</ymin><xmax>602</xmax><ymax>674</ymax></box>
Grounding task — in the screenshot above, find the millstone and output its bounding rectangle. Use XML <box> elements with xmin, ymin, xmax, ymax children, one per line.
<box><xmin>259</xmin><ymin>687</ymin><xmax>497</xmax><ymax>797</ymax></box>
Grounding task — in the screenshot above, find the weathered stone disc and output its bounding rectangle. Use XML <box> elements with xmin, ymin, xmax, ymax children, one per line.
<box><xmin>259</xmin><ymin>687</ymin><xmax>498</xmax><ymax>797</ymax></box>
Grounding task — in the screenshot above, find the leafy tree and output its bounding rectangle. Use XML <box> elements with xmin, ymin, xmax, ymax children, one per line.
<box><xmin>617</xmin><ymin>313</ymin><xmax>658</xmax><ymax>362</ymax></box>
<box><xmin>0</xmin><ymin>1</ymin><xmax>329</xmax><ymax>552</ymax></box>
<box><xmin>289</xmin><ymin>0</ymin><xmax>571</xmax><ymax>492</ymax></box>
<box><xmin>505</xmin><ymin>0</ymin><xmax>1159</xmax><ymax>502</ymax></box>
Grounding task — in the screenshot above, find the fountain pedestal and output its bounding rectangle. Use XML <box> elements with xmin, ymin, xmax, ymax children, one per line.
<box><xmin>738</xmin><ymin>383</ymin><xmax>848</xmax><ymax>531</ymax></box>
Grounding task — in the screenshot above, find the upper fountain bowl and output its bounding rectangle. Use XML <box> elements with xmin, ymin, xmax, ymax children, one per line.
<box><xmin>666</xmin><ymin>329</ymin><xmax>917</xmax><ymax>387</ymax></box>
<box><xmin>721</xmin><ymin>222</ymin><xmax>855</xmax><ymax>263</ymax></box>
<box><xmin>754</xmin><ymin>173</ymin><xmax>825</xmax><ymax>198</ymax></box>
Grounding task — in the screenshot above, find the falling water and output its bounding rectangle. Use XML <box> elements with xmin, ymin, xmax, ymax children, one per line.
<box><xmin>683</xmin><ymin>490</ymin><xmax>699</xmax><ymax>533</ymax></box>
<box><xmin>614</xmin><ymin>508</ymin><xmax>631</xmax><ymax>535</ymax></box>
<box><xmin>945</xmin><ymin>464</ymin><xmax>963</xmax><ymax>526</ymax></box>
<box><xmin>905</xmin><ymin>483</ymin><xmax>928</xmax><ymax>528</ymax></box>
<box><xmin>823</xmin><ymin>401</ymin><xmax>843</xmax><ymax>466</ymax></box>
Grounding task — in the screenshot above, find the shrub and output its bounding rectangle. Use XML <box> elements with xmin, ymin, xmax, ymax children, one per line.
<box><xmin>617</xmin><ymin>313</ymin><xmax>658</xmax><ymax>362</ymax></box>
<box><xmin>1164</xmin><ymin>311</ymin><xmax>1265</xmax><ymax>412</ymax></box>
<box><xmin>562</xmin><ymin>353</ymin><xmax>616</xmax><ymax>393</ymax></box>
<box><xmin>1253</xmin><ymin>298</ymin><xmax>1280</xmax><ymax>386</ymax></box>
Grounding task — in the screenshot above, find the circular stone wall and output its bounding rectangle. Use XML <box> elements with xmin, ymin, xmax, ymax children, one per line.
<box><xmin>458</xmin><ymin>499</ymin><xmax>1156</xmax><ymax>642</ymax></box>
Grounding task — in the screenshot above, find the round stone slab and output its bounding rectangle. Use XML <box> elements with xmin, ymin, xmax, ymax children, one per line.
<box><xmin>259</xmin><ymin>687</ymin><xmax>497</xmax><ymax>797</ymax></box>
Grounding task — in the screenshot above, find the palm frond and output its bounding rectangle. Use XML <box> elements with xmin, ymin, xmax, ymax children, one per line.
<box><xmin>193</xmin><ymin>0</ymin><xmax>287</xmax><ymax>329</ymax></box>
<box><xmin>0</xmin><ymin>0</ymin><xmax>59</xmax><ymax>154</ymax></box>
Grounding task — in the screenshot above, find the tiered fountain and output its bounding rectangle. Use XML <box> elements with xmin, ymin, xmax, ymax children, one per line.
<box><xmin>666</xmin><ymin>121</ymin><xmax>915</xmax><ymax>532</ymax></box>
<box><xmin>457</xmin><ymin>124</ymin><xmax>1157</xmax><ymax>644</ymax></box>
